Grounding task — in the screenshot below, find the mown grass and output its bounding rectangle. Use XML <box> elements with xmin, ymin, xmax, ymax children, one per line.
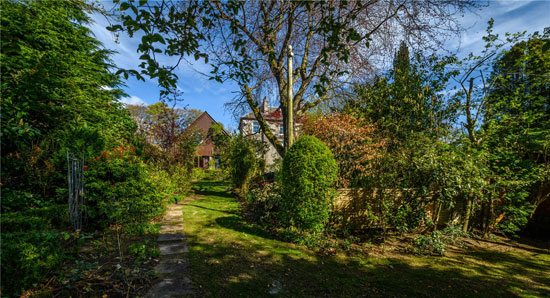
<box><xmin>182</xmin><ymin>181</ymin><xmax>550</xmax><ymax>297</ymax></box>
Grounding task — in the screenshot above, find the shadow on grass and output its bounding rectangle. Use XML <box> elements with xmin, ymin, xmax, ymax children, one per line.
<box><xmin>185</xmin><ymin>180</ymin><xmax>550</xmax><ymax>297</ymax></box>
<box><xmin>465</xmin><ymin>237</ymin><xmax>550</xmax><ymax>255</ymax></box>
<box><xmin>192</xmin><ymin>180</ymin><xmax>232</xmax><ymax>197</ymax></box>
<box><xmin>216</xmin><ymin>216</ymin><xmax>276</xmax><ymax>241</ymax></box>
<box><xmin>186</xmin><ymin>204</ymin><xmax>240</xmax><ymax>216</ymax></box>
<box><xmin>185</xmin><ymin>226</ymin><xmax>550</xmax><ymax>298</ymax></box>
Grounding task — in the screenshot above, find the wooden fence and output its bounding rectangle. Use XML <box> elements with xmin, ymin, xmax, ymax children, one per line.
<box><xmin>332</xmin><ymin>188</ymin><xmax>464</xmax><ymax>229</ymax></box>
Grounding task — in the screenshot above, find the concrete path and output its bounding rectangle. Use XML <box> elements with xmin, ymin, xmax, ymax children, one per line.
<box><xmin>145</xmin><ymin>204</ymin><xmax>194</xmax><ymax>298</ymax></box>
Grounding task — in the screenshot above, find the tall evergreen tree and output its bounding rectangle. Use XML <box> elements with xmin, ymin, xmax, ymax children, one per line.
<box><xmin>393</xmin><ymin>40</ymin><xmax>411</xmax><ymax>76</ymax></box>
<box><xmin>348</xmin><ymin>43</ymin><xmax>455</xmax><ymax>143</ymax></box>
<box><xmin>1</xmin><ymin>0</ymin><xmax>135</xmax><ymax>208</ymax></box>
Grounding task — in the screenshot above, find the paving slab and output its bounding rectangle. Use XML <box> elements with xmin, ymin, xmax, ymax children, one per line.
<box><xmin>165</xmin><ymin>210</ymin><xmax>182</xmax><ymax>217</ymax></box>
<box><xmin>157</xmin><ymin>232</ymin><xmax>186</xmax><ymax>242</ymax></box>
<box><xmin>167</xmin><ymin>206</ymin><xmax>183</xmax><ymax>211</ymax></box>
<box><xmin>164</xmin><ymin>217</ymin><xmax>183</xmax><ymax>223</ymax></box>
<box><xmin>148</xmin><ymin>204</ymin><xmax>193</xmax><ymax>297</ymax></box>
<box><xmin>154</xmin><ymin>258</ymin><xmax>190</xmax><ymax>274</ymax></box>
<box><xmin>159</xmin><ymin>242</ymin><xmax>189</xmax><ymax>255</ymax></box>
<box><xmin>160</xmin><ymin>224</ymin><xmax>184</xmax><ymax>233</ymax></box>
<box><xmin>145</xmin><ymin>278</ymin><xmax>194</xmax><ymax>298</ymax></box>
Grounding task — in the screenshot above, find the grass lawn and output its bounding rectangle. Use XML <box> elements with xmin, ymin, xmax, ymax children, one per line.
<box><xmin>182</xmin><ymin>181</ymin><xmax>550</xmax><ymax>297</ymax></box>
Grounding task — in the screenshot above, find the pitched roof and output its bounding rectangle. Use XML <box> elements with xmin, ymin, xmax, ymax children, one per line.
<box><xmin>184</xmin><ymin>111</ymin><xmax>228</xmax><ymax>156</ymax></box>
<box><xmin>239</xmin><ymin>106</ymin><xmax>307</xmax><ymax>130</ymax></box>
<box><xmin>185</xmin><ymin>111</ymin><xmax>229</xmax><ymax>136</ymax></box>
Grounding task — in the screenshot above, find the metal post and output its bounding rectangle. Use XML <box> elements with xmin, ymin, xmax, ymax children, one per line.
<box><xmin>286</xmin><ymin>44</ymin><xmax>294</xmax><ymax>152</ymax></box>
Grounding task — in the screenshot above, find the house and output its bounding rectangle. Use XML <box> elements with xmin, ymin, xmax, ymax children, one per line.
<box><xmin>185</xmin><ymin>111</ymin><xmax>227</xmax><ymax>169</ymax></box>
<box><xmin>239</xmin><ymin>98</ymin><xmax>306</xmax><ymax>166</ymax></box>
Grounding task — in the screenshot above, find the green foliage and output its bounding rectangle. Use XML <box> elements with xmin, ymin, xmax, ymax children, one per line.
<box><xmin>281</xmin><ymin>136</ymin><xmax>338</xmax><ymax>233</ymax></box>
<box><xmin>0</xmin><ymin>205</ymin><xmax>74</xmax><ymax>297</ymax></box>
<box><xmin>223</xmin><ymin>134</ymin><xmax>265</xmax><ymax>195</ymax></box>
<box><xmin>1</xmin><ymin>0</ymin><xmax>137</xmax><ymax>210</ymax></box>
<box><xmin>202</xmin><ymin>169</ymin><xmax>225</xmax><ymax>181</ymax></box>
<box><xmin>129</xmin><ymin>240</ymin><xmax>160</xmax><ymax>264</ymax></box>
<box><xmin>413</xmin><ymin>230</ymin><xmax>446</xmax><ymax>256</ymax></box>
<box><xmin>244</xmin><ymin>182</ymin><xmax>283</xmax><ymax>227</ymax></box>
<box><xmin>413</xmin><ymin>225</ymin><xmax>469</xmax><ymax>256</ymax></box>
<box><xmin>1</xmin><ymin>205</ymin><xmax>69</xmax><ymax>233</ymax></box>
<box><xmin>1</xmin><ymin>231</ymin><xmax>67</xmax><ymax>296</ymax></box>
<box><xmin>347</xmin><ymin>47</ymin><xmax>457</xmax><ymax>144</ymax></box>
<box><xmin>483</xmin><ymin>33</ymin><xmax>550</xmax><ymax>233</ymax></box>
<box><xmin>85</xmin><ymin>146</ymin><xmax>165</xmax><ymax>228</ymax></box>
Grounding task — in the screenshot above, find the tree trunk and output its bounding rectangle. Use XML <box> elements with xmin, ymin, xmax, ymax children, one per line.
<box><xmin>433</xmin><ymin>202</ymin><xmax>442</xmax><ymax>230</ymax></box>
<box><xmin>463</xmin><ymin>197</ymin><xmax>473</xmax><ymax>233</ymax></box>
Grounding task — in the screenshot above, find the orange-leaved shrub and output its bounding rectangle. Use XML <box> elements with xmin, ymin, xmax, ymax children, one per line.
<box><xmin>302</xmin><ymin>113</ymin><xmax>386</xmax><ymax>188</ymax></box>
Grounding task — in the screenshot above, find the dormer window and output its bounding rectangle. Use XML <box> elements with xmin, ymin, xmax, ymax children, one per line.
<box><xmin>253</xmin><ymin>122</ymin><xmax>260</xmax><ymax>133</ymax></box>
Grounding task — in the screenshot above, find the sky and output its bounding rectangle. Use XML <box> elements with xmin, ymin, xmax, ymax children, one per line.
<box><xmin>88</xmin><ymin>0</ymin><xmax>550</xmax><ymax>131</ymax></box>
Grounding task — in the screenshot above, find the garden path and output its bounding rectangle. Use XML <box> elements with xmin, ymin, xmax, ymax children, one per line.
<box><xmin>145</xmin><ymin>203</ymin><xmax>193</xmax><ymax>298</ymax></box>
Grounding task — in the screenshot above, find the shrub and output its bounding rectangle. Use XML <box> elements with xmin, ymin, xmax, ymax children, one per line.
<box><xmin>412</xmin><ymin>225</ymin><xmax>469</xmax><ymax>256</ymax></box>
<box><xmin>244</xmin><ymin>181</ymin><xmax>283</xmax><ymax>226</ymax></box>
<box><xmin>412</xmin><ymin>230</ymin><xmax>446</xmax><ymax>256</ymax></box>
<box><xmin>85</xmin><ymin>146</ymin><xmax>165</xmax><ymax>229</ymax></box>
<box><xmin>1</xmin><ymin>205</ymin><xmax>69</xmax><ymax>232</ymax></box>
<box><xmin>281</xmin><ymin>135</ymin><xmax>338</xmax><ymax>232</ymax></box>
<box><xmin>1</xmin><ymin>230</ymin><xmax>67</xmax><ymax>297</ymax></box>
<box><xmin>302</xmin><ymin>113</ymin><xmax>386</xmax><ymax>187</ymax></box>
<box><xmin>203</xmin><ymin>169</ymin><xmax>225</xmax><ymax>181</ymax></box>
<box><xmin>224</xmin><ymin>134</ymin><xmax>265</xmax><ymax>195</ymax></box>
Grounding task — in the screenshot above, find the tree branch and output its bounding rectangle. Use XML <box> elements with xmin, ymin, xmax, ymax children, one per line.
<box><xmin>243</xmin><ymin>84</ymin><xmax>285</xmax><ymax>156</ymax></box>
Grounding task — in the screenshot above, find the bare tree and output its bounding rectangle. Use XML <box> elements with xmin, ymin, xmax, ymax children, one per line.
<box><xmin>110</xmin><ymin>0</ymin><xmax>479</xmax><ymax>156</ymax></box>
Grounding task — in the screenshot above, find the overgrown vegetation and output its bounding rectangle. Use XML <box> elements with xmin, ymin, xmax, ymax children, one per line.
<box><xmin>2</xmin><ymin>0</ymin><xmax>549</xmax><ymax>296</ymax></box>
<box><xmin>0</xmin><ymin>1</ymin><xmax>195</xmax><ymax>296</ymax></box>
<box><xmin>239</xmin><ymin>23</ymin><xmax>549</xmax><ymax>254</ymax></box>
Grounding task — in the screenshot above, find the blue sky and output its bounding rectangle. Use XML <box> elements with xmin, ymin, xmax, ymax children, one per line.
<box><xmin>89</xmin><ymin>0</ymin><xmax>550</xmax><ymax>131</ymax></box>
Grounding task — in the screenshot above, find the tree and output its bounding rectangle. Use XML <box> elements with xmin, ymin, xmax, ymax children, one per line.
<box><xmin>451</xmin><ymin>22</ymin><xmax>549</xmax><ymax>233</ymax></box>
<box><xmin>1</xmin><ymin>0</ymin><xmax>135</xmax><ymax>208</ymax></box>
<box><xmin>144</xmin><ymin>102</ymin><xmax>201</xmax><ymax>152</ymax></box>
<box><xmin>109</xmin><ymin>0</ymin><xmax>478</xmax><ymax>156</ymax></box>
<box><xmin>482</xmin><ymin>33</ymin><xmax>550</xmax><ymax>233</ymax></box>
<box><xmin>346</xmin><ymin>43</ymin><xmax>457</xmax><ymax>144</ymax></box>
<box><xmin>224</xmin><ymin>134</ymin><xmax>266</xmax><ymax>196</ymax></box>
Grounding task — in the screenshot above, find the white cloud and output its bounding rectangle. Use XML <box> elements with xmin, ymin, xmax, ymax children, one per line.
<box><xmin>120</xmin><ymin>95</ymin><xmax>146</xmax><ymax>106</ymax></box>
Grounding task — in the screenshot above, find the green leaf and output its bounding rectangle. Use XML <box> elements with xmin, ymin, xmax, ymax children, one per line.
<box><xmin>120</xmin><ymin>2</ymin><xmax>130</xmax><ymax>11</ymax></box>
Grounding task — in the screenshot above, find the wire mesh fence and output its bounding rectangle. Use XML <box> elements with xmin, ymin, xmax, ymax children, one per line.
<box><xmin>67</xmin><ymin>152</ymin><xmax>86</xmax><ymax>231</ymax></box>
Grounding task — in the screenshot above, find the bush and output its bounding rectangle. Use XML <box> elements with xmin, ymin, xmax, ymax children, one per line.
<box><xmin>202</xmin><ymin>169</ymin><xmax>225</xmax><ymax>181</ymax></box>
<box><xmin>302</xmin><ymin>113</ymin><xmax>386</xmax><ymax>187</ymax></box>
<box><xmin>224</xmin><ymin>134</ymin><xmax>265</xmax><ymax>195</ymax></box>
<box><xmin>281</xmin><ymin>136</ymin><xmax>338</xmax><ymax>233</ymax></box>
<box><xmin>412</xmin><ymin>225</ymin><xmax>469</xmax><ymax>256</ymax></box>
<box><xmin>1</xmin><ymin>230</ymin><xmax>66</xmax><ymax>297</ymax></box>
<box><xmin>1</xmin><ymin>205</ymin><xmax>69</xmax><ymax>232</ymax></box>
<box><xmin>244</xmin><ymin>181</ymin><xmax>283</xmax><ymax>227</ymax></box>
<box><xmin>85</xmin><ymin>146</ymin><xmax>165</xmax><ymax>229</ymax></box>
<box><xmin>413</xmin><ymin>230</ymin><xmax>446</xmax><ymax>256</ymax></box>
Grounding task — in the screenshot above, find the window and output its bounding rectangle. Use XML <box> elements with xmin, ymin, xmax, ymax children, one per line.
<box><xmin>279</xmin><ymin>125</ymin><xmax>284</xmax><ymax>135</ymax></box>
<box><xmin>253</xmin><ymin>122</ymin><xmax>259</xmax><ymax>133</ymax></box>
